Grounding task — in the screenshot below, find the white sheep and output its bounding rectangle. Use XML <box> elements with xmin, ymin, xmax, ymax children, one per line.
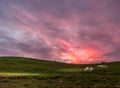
<box><xmin>84</xmin><ymin>67</ymin><xmax>94</xmax><ymax>72</ymax></box>
<box><xmin>89</xmin><ymin>67</ymin><xmax>94</xmax><ymax>71</ymax></box>
<box><xmin>97</xmin><ymin>65</ymin><xmax>108</xmax><ymax>68</ymax></box>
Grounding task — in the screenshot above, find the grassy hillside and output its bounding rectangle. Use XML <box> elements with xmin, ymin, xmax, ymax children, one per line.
<box><xmin>0</xmin><ymin>57</ymin><xmax>120</xmax><ymax>88</ymax></box>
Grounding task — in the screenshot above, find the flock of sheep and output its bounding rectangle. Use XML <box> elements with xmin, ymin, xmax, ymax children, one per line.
<box><xmin>84</xmin><ymin>65</ymin><xmax>108</xmax><ymax>72</ymax></box>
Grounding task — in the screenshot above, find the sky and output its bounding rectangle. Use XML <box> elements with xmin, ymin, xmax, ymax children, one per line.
<box><xmin>0</xmin><ymin>0</ymin><xmax>120</xmax><ymax>64</ymax></box>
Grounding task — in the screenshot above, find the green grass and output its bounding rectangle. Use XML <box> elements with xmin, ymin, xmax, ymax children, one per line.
<box><xmin>0</xmin><ymin>57</ymin><xmax>120</xmax><ymax>88</ymax></box>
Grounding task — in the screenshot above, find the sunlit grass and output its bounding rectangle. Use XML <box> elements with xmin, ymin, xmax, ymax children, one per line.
<box><xmin>0</xmin><ymin>72</ymin><xmax>47</xmax><ymax>77</ymax></box>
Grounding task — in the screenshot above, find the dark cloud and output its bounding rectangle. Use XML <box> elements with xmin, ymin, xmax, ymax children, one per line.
<box><xmin>103</xmin><ymin>46</ymin><xmax>120</xmax><ymax>61</ymax></box>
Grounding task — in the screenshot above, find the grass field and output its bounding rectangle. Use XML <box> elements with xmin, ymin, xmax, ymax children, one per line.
<box><xmin>0</xmin><ymin>57</ymin><xmax>120</xmax><ymax>88</ymax></box>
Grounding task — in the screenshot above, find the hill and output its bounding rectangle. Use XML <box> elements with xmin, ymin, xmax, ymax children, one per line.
<box><xmin>0</xmin><ymin>57</ymin><xmax>120</xmax><ymax>88</ymax></box>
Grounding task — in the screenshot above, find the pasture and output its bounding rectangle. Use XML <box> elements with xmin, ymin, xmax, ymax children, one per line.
<box><xmin>0</xmin><ymin>57</ymin><xmax>120</xmax><ymax>88</ymax></box>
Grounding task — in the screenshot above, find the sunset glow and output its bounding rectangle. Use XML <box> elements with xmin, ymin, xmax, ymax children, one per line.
<box><xmin>58</xmin><ymin>39</ymin><xmax>99</xmax><ymax>64</ymax></box>
<box><xmin>61</xmin><ymin>48</ymin><xmax>98</xmax><ymax>64</ymax></box>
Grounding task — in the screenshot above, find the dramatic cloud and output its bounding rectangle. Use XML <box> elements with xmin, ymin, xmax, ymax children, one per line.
<box><xmin>0</xmin><ymin>0</ymin><xmax>120</xmax><ymax>64</ymax></box>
